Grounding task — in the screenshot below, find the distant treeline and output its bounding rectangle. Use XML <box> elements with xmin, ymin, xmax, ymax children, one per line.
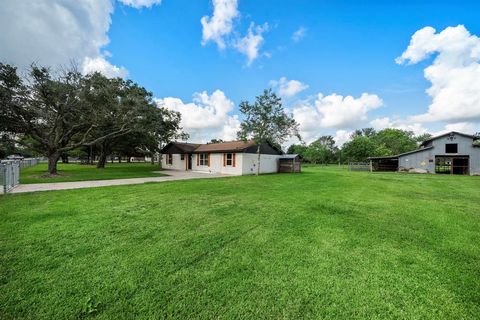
<box><xmin>287</xmin><ymin>128</ymin><xmax>433</xmax><ymax>164</ymax></box>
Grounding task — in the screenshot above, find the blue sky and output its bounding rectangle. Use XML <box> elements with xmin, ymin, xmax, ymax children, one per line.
<box><xmin>1</xmin><ymin>0</ymin><xmax>479</xmax><ymax>144</ymax></box>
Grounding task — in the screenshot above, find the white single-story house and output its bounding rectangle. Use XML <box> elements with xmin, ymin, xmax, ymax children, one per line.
<box><xmin>160</xmin><ymin>140</ymin><xmax>283</xmax><ymax>175</ymax></box>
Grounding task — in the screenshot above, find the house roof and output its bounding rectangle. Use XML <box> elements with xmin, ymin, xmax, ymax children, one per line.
<box><xmin>368</xmin><ymin>146</ymin><xmax>434</xmax><ymax>160</ymax></box>
<box><xmin>160</xmin><ymin>142</ymin><xmax>201</xmax><ymax>153</ymax></box>
<box><xmin>162</xmin><ymin>140</ymin><xmax>283</xmax><ymax>154</ymax></box>
<box><xmin>194</xmin><ymin>140</ymin><xmax>256</xmax><ymax>153</ymax></box>
<box><xmin>420</xmin><ymin>131</ymin><xmax>478</xmax><ymax>147</ymax></box>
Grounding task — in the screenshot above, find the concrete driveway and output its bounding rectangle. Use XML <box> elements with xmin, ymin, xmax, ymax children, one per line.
<box><xmin>10</xmin><ymin>170</ymin><xmax>231</xmax><ymax>194</ymax></box>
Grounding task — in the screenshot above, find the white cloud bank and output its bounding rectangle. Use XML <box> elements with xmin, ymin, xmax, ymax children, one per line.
<box><xmin>270</xmin><ymin>77</ymin><xmax>309</xmax><ymax>98</ymax></box>
<box><xmin>397</xmin><ymin>25</ymin><xmax>480</xmax><ymax>123</ymax></box>
<box><xmin>293</xmin><ymin>93</ymin><xmax>383</xmax><ymax>142</ymax></box>
<box><xmin>0</xmin><ymin>0</ymin><xmax>160</xmax><ymax>78</ymax></box>
<box><xmin>201</xmin><ymin>0</ymin><xmax>268</xmax><ymax>65</ymax></box>
<box><xmin>155</xmin><ymin>90</ymin><xmax>240</xmax><ymax>142</ymax></box>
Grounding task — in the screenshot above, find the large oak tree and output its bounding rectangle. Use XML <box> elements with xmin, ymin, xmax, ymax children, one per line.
<box><xmin>0</xmin><ymin>63</ymin><xmax>184</xmax><ymax>174</ymax></box>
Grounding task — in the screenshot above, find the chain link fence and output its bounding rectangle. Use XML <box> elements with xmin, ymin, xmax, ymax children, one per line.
<box><xmin>1</xmin><ymin>158</ymin><xmax>41</xmax><ymax>194</ymax></box>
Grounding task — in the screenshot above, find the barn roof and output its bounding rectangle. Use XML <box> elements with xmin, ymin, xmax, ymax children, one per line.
<box><xmin>368</xmin><ymin>146</ymin><xmax>434</xmax><ymax>160</ymax></box>
<box><xmin>420</xmin><ymin>131</ymin><xmax>479</xmax><ymax>147</ymax></box>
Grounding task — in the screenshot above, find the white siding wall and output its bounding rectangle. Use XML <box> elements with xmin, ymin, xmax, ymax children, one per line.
<box><xmin>242</xmin><ymin>153</ymin><xmax>280</xmax><ymax>175</ymax></box>
<box><xmin>191</xmin><ymin>153</ymin><xmax>244</xmax><ymax>175</ymax></box>
<box><xmin>162</xmin><ymin>154</ymin><xmax>185</xmax><ymax>170</ymax></box>
<box><xmin>162</xmin><ymin>152</ymin><xmax>281</xmax><ymax>175</ymax></box>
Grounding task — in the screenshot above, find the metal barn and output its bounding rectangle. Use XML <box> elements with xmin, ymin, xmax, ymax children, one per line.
<box><xmin>369</xmin><ymin>131</ymin><xmax>480</xmax><ymax>175</ymax></box>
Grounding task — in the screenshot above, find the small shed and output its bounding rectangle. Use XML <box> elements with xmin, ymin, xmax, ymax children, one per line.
<box><xmin>278</xmin><ymin>154</ymin><xmax>301</xmax><ymax>173</ymax></box>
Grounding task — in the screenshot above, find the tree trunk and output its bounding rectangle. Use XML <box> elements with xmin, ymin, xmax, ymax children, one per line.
<box><xmin>127</xmin><ymin>157</ymin><xmax>131</xmax><ymax>163</ymax></box>
<box><xmin>151</xmin><ymin>154</ymin><xmax>155</xmax><ymax>165</ymax></box>
<box><xmin>97</xmin><ymin>153</ymin><xmax>107</xmax><ymax>168</ymax></box>
<box><xmin>47</xmin><ymin>153</ymin><xmax>61</xmax><ymax>175</ymax></box>
<box><xmin>256</xmin><ymin>144</ymin><xmax>261</xmax><ymax>176</ymax></box>
<box><xmin>61</xmin><ymin>154</ymin><xmax>69</xmax><ymax>163</ymax></box>
<box><xmin>158</xmin><ymin>153</ymin><xmax>163</xmax><ymax>168</ymax></box>
<box><xmin>118</xmin><ymin>156</ymin><xmax>122</xmax><ymax>163</ymax></box>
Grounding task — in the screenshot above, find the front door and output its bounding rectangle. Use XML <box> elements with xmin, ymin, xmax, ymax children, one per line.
<box><xmin>188</xmin><ymin>154</ymin><xmax>193</xmax><ymax>170</ymax></box>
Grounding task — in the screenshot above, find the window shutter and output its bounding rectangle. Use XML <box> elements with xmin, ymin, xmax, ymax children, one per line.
<box><xmin>223</xmin><ymin>154</ymin><xmax>226</xmax><ymax>167</ymax></box>
<box><xmin>208</xmin><ymin>153</ymin><xmax>211</xmax><ymax>167</ymax></box>
<box><xmin>233</xmin><ymin>153</ymin><xmax>236</xmax><ymax>167</ymax></box>
<box><xmin>196</xmin><ymin>154</ymin><xmax>199</xmax><ymax>166</ymax></box>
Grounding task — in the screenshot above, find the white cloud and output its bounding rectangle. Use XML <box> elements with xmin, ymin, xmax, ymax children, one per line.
<box><xmin>292</xmin><ymin>93</ymin><xmax>383</xmax><ymax>143</ymax></box>
<box><xmin>155</xmin><ymin>90</ymin><xmax>239</xmax><ymax>142</ymax></box>
<box><xmin>270</xmin><ymin>77</ymin><xmax>309</xmax><ymax>98</ymax></box>
<box><xmin>434</xmin><ymin>122</ymin><xmax>479</xmax><ymax>136</ymax></box>
<box><xmin>200</xmin><ymin>0</ymin><xmax>268</xmax><ymax>66</ymax></box>
<box><xmin>292</xmin><ymin>26</ymin><xmax>307</xmax><ymax>42</ymax></box>
<box><xmin>118</xmin><ymin>0</ymin><xmax>162</xmax><ymax>9</ymax></box>
<box><xmin>333</xmin><ymin>130</ymin><xmax>351</xmax><ymax>147</ymax></box>
<box><xmin>0</xmin><ymin>0</ymin><xmax>113</xmax><ymax>68</ymax></box>
<box><xmin>0</xmin><ymin>0</ymin><xmax>162</xmax><ymax>78</ymax></box>
<box><xmin>370</xmin><ymin>117</ymin><xmax>428</xmax><ymax>136</ymax></box>
<box><xmin>200</xmin><ymin>0</ymin><xmax>239</xmax><ymax>50</ymax></box>
<box><xmin>397</xmin><ymin>25</ymin><xmax>480</xmax><ymax>123</ymax></box>
<box><xmin>235</xmin><ymin>22</ymin><xmax>269</xmax><ymax>66</ymax></box>
<box><xmin>82</xmin><ymin>56</ymin><xmax>128</xmax><ymax>78</ymax></box>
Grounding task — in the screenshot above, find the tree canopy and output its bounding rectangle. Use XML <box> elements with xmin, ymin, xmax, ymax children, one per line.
<box><xmin>237</xmin><ymin>89</ymin><xmax>300</xmax><ymax>175</ymax></box>
<box><xmin>0</xmin><ymin>62</ymin><xmax>184</xmax><ymax>174</ymax></box>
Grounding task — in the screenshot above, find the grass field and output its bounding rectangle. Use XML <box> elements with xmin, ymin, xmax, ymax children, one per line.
<box><xmin>1</xmin><ymin>166</ymin><xmax>479</xmax><ymax>319</ymax></box>
<box><xmin>20</xmin><ymin>162</ymin><xmax>165</xmax><ymax>184</ymax></box>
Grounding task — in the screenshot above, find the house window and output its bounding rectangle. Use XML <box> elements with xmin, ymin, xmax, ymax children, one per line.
<box><xmin>226</xmin><ymin>153</ymin><xmax>233</xmax><ymax>166</ymax></box>
<box><xmin>180</xmin><ymin>154</ymin><xmax>185</xmax><ymax>160</ymax></box>
<box><xmin>199</xmin><ymin>153</ymin><xmax>209</xmax><ymax>166</ymax></box>
<box><xmin>445</xmin><ymin>144</ymin><xmax>458</xmax><ymax>153</ymax></box>
<box><xmin>166</xmin><ymin>154</ymin><xmax>173</xmax><ymax>165</ymax></box>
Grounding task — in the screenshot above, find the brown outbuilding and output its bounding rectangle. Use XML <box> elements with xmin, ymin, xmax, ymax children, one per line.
<box><xmin>278</xmin><ymin>154</ymin><xmax>301</xmax><ymax>173</ymax></box>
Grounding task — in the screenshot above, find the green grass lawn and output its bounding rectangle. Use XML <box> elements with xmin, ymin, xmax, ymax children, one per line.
<box><xmin>1</xmin><ymin>167</ymin><xmax>479</xmax><ymax>319</ymax></box>
<box><xmin>20</xmin><ymin>162</ymin><xmax>166</xmax><ymax>184</ymax></box>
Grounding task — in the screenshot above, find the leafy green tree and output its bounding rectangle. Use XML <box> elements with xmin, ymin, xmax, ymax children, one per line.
<box><xmin>373</xmin><ymin>128</ymin><xmax>417</xmax><ymax>155</ymax></box>
<box><xmin>341</xmin><ymin>136</ymin><xmax>378</xmax><ymax>162</ymax></box>
<box><xmin>304</xmin><ymin>135</ymin><xmax>338</xmax><ymax>164</ymax></box>
<box><xmin>351</xmin><ymin>128</ymin><xmax>376</xmax><ymax>138</ymax></box>
<box><xmin>287</xmin><ymin>144</ymin><xmax>307</xmax><ymax>159</ymax></box>
<box><xmin>80</xmin><ymin>73</ymin><xmax>164</xmax><ymax>168</ymax></box>
<box><xmin>0</xmin><ymin>63</ymin><xmax>120</xmax><ymax>174</ymax></box>
<box><xmin>0</xmin><ymin>134</ymin><xmax>16</xmax><ymax>159</ymax></box>
<box><xmin>237</xmin><ymin>89</ymin><xmax>300</xmax><ymax>175</ymax></box>
<box><xmin>0</xmin><ymin>62</ymin><xmax>184</xmax><ymax>174</ymax></box>
<box><xmin>415</xmin><ymin>133</ymin><xmax>433</xmax><ymax>144</ymax></box>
